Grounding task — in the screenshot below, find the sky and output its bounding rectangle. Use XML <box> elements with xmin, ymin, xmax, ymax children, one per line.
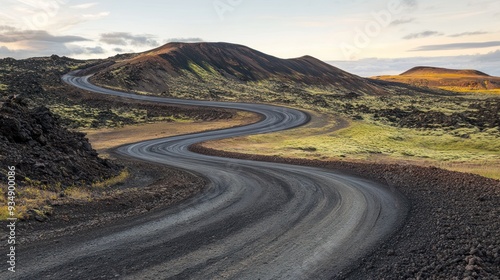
<box><xmin>0</xmin><ymin>0</ymin><xmax>499</xmax><ymax>76</ymax></box>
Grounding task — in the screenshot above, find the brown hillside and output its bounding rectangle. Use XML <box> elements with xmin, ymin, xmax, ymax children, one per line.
<box><xmin>401</xmin><ymin>66</ymin><xmax>490</xmax><ymax>77</ymax></box>
<box><xmin>91</xmin><ymin>42</ymin><xmax>387</xmax><ymax>95</ymax></box>
<box><xmin>373</xmin><ymin>66</ymin><xmax>500</xmax><ymax>92</ymax></box>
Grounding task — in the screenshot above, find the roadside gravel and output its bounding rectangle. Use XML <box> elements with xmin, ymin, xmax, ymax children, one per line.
<box><xmin>10</xmin><ymin>144</ymin><xmax>499</xmax><ymax>279</ymax></box>
<box><xmin>12</xmin><ymin>158</ymin><xmax>205</xmax><ymax>246</ymax></box>
<box><xmin>191</xmin><ymin>145</ymin><xmax>500</xmax><ymax>279</ymax></box>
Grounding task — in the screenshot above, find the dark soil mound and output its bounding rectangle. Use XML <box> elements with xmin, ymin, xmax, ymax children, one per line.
<box><xmin>0</xmin><ymin>97</ymin><xmax>120</xmax><ymax>190</ymax></box>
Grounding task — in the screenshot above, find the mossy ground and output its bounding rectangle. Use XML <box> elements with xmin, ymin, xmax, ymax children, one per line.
<box><xmin>0</xmin><ymin>169</ymin><xmax>131</xmax><ymax>221</ymax></box>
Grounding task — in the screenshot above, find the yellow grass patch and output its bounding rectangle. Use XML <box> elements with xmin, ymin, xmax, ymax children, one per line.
<box><xmin>0</xmin><ymin>186</ymin><xmax>58</xmax><ymax>220</ymax></box>
<box><xmin>92</xmin><ymin>169</ymin><xmax>130</xmax><ymax>189</ymax></box>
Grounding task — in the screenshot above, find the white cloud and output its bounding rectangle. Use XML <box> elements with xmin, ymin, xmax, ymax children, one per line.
<box><xmin>0</xmin><ymin>0</ymin><xmax>109</xmax><ymax>35</ymax></box>
<box><xmin>71</xmin><ymin>3</ymin><xmax>98</xmax><ymax>9</ymax></box>
<box><xmin>82</xmin><ymin>12</ymin><xmax>110</xmax><ymax>19</ymax></box>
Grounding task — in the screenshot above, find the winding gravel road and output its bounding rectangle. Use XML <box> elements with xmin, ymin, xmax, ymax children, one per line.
<box><xmin>6</xmin><ymin>73</ymin><xmax>406</xmax><ymax>279</ymax></box>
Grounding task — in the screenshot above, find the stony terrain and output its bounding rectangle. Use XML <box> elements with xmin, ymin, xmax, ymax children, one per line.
<box><xmin>191</xmin><ymin>145</ymin><xmax>500</xmax><ymax>279</ymax></box>
<box><xmin>355</xmin><ymin>97</ymin><xmax>500</xmax><ymax>131</ymax></box>
<box><xmin>14</xmin><ymin>158</ymin><xmax>205</xmax><ymax>245</ymax></box>
<box><xmin>0</xmin><ymin>55</ymin><xmax>96</xmax><ymax>100</ymax></box>
<box><xmin>0</xmin><ymin>97</ymin><xmax>120</xmax><ymax>191</ymax></box>
<box><xmin>9</xmin><ymin>122</ymin><xmax>499</xmax><ymax>279</ymax></box>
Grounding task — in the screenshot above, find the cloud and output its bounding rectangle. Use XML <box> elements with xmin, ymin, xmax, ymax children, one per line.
<box><xmin>0</xmin><ymin>43</ymin><xmax>105</xmax><ymax>58</ymax></box>
<box><xmin>0</xmin><ymin>25</ymin><xmax>16</xmax><ymax>32</ymax></box>
<box><xmin>78</xmin><ymin>46</ymin><xmax>105</xmax><ymax>55</ymax></box>
<box><xmin>403</xmin><ymin>31</ymin><xmax>443</xmax><ymax>40</ymax></box>
<box><xmin>100</xmin><ymin>32</ymin><xmax>159</xmax><ymax>47</ymax></box>
<box><xmin>165</xmin><ymin>37</ymin><xmax>204</xmax><ymax>43</ymax></box>
<box><xmin>472</xmin><ymin>49</ymin><xmax>500</xmax><ymax>62</ymax></box>
<box><xmin>71</xmin><ymin>3</ymin><xmax>98</xmax><ymax>9</ymax></box>
<box><xmin>0</xmin><ymin>46</ymin><xmax>12</xmax><ymax>55</ymax></box>
<box><xmin>390</xmin><ymin>18</ymin><xmax>415</xmax><ymax>26</ymax></box>
<box><xmin>467</xmin><ymin>0</ymin><xmax>498</xmax><ymax>7</ymax></box>
<box><xmin>0</xmin><ymin>1</ymin><xmax>109</xmax><ymax>35</ymax></box>
<box><xmin>329</xmin><ymin>50</ymin><xmax>500</xmax><ymax>77</ymax></box>
<box><xmin>82</xmin><ymin>12</ymin><xmax>110</xmax><ymax>19</ymax></box>
<box><xmin>411</xmin><ymin>41</ymin><xmax>500</xmax><ymax>51</ymax></box>
<box><xmin>0</xmin><ymin>29</ymin><xmax>89</xmax><ymax>43</ymax></box>
<box><xmin>0</xmin><ymin>26</ymin><xmax>103</xmax><ymax>59</ymax></box>
<box><xmin>402</xmin><ymin>0</ymin><xmax>418</xmax><ymax>8</ymax></box>
<box><xmin>448</xmin><ymin>31</ymin><xmax>489</xmax><ymax>37</ymax></box>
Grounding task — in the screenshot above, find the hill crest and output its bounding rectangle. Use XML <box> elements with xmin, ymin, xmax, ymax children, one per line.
<box><xmin>401</xmin><ymin>66</ymin><xmax>490</xmax><ymax>77</ymax></box>
<box><xmin>92</xmin><ymin>42</ymin><xmax>388</xmax><ymax>95</ymax></box>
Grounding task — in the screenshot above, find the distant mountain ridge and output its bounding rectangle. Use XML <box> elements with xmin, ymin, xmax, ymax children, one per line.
<box><xmin>373</xmin><ymin>66</ymin><xmax>500</xmax><ymax>92</ymax></box>
<box><xmin>90</xmin><ymin>42</ymin><xmax>388</xmax><ymax>95</ymax></box>
<box><xmin>401</xmin><ymin>66</ymin><xmax>490</xmax><ymax>77</ymax></box>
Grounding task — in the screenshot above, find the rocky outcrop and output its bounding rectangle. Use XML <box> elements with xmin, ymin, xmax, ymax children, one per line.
<box><xmin>0</xmin><ymin>97</ymin><xmax>120</xmax><ymax>190</ymax></box>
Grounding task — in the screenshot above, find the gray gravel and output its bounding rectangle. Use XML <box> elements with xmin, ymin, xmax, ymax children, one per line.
<box><xmin>0</xmin><ymin>73</ymin><xmax>407</xmax><ymax>280</ymax></box>
<box><xmin>190</xmin><ymin>147</ymin><xmax>500</xmax><ymax>279</ymax></box>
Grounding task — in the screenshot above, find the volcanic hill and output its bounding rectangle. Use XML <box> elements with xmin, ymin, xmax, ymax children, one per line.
<box><xmin>90</xmin><ymin>42</ymin><xmax>388</xmax><ymax>96</ymax></box>
<box><xmin>372</xmin><ymin>66</ymin><xmax>500</xmax><ymax>92</ymax></box>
